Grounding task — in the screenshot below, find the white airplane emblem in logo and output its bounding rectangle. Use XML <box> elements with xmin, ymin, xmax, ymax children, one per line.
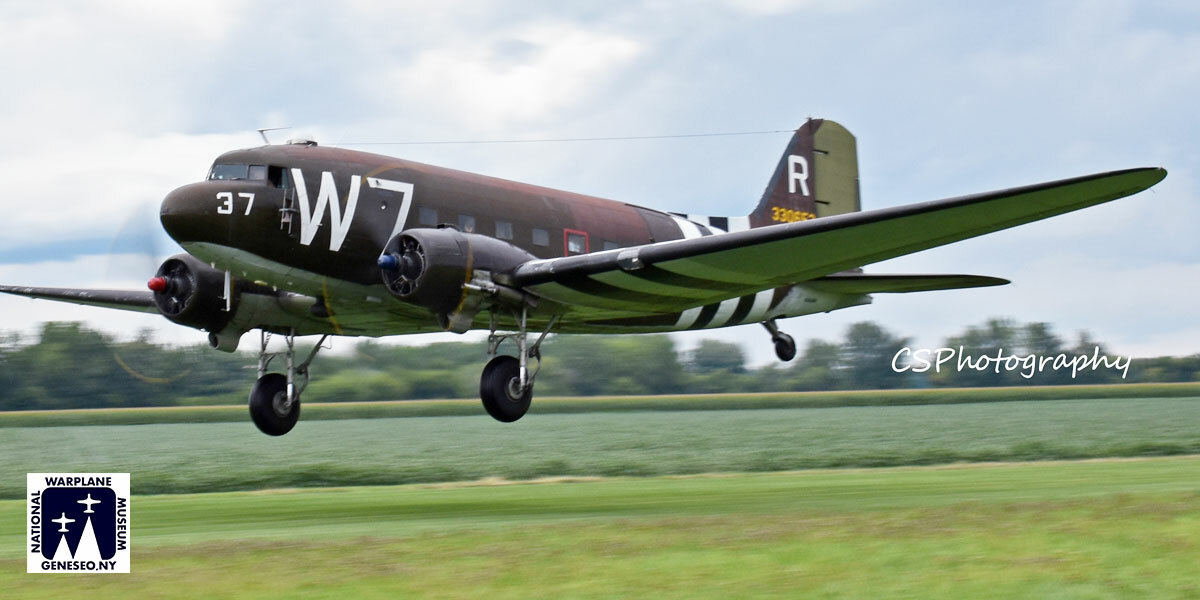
<box><xmin>52</xmin><ymin>513</ymin><xmax>75</xmax><ymax>532</ymax></box>
<box><xmin>77</xmin><ymin>493</ymin><xmax>102</xmax><ymax>513</ymax></box>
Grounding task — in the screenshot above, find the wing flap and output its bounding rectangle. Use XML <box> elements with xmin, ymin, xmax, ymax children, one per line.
<box><xmin>0</xmin><ymin>285</ymin><xmax>159</xmax><ymax>314</ymax></box>
<box><xmin>514</xmin><ymin>168</ymin><xmax>1164</xmax><ymax>311</ymax></box>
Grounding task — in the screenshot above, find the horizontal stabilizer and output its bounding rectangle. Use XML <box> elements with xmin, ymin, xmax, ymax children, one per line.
<box><xmin>0</xmin><ymin>285</ymin><xmax>158</xmax><ymax>314</ymax></box>
<box><xmin>804</xmin><ymin>273</ymin><xmax>1009</xmax><ymax>294</ymax></box>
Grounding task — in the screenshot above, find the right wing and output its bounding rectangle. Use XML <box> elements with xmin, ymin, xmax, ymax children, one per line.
<box><xmin>513</xmin><ymin>167</ymin><xmax>1165</xmax><ymax>312</ymax></box>
<box><xmin>0</xmin><ymin>285</ymin><xmax>158</xmax><ymax>314</ymax></box>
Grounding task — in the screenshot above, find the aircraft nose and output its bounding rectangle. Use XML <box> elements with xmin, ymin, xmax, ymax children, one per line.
<box><xmin>159</xmin><ymin>183</ymin><xmax>208</xmax><ymax>243</ymax></box>
<box><xmin>159</xmin><ymin>186</ymin><xmax>186</xmax><ymax>241</ymax></box>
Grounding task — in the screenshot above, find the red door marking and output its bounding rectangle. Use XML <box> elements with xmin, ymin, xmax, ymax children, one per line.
<box><xmin>563</xmin><ymin>228</ymin><xmax>589</xmax><ymax>255</ymax></box>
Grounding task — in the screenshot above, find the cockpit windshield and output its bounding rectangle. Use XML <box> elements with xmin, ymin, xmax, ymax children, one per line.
<box><xmin>209</xmin><ymin>164</ymin><xmax>248</xmax><ymax>180</ymax></box>
<box><xmin>209</xmin><ymin>163</ymin><xmax>270</xmax><ymax>181</ymax></box>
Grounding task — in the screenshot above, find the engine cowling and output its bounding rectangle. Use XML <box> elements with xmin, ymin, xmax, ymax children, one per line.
<box><xmin>149</xmin><ymin>254</ymin><xmax>236</xmax><ymax>333</ymax></box>
<box><xmin>378</xmin><ymin>227</ymin><xmax>536</xmax><ymax>321</ymax></box>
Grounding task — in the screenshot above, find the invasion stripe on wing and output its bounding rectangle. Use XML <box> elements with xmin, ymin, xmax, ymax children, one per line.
<box><xmin>725</xmin><ymin>294</ymin><xmax>758</xmax><ymax>326</ymax></box>
<box><xmin>707</xmin><ymin>297</ymin><xmax>741</xmax><ymax>328</ymax></box>
<box><xmin>589</xmin><ymin>270</ymin><xmax>716</xmax><ymax>298</ymax></box>
<box><xmin>532</xmin><ymin>265</ymin><xmax>756</xmax><ymax>309</ymax></box>
<box><xmin>670</xmin><ymin>216</ymin><xmax>705</xmax><ymax>239</ymax></box>
<box><xmin>688</xmin><ymin>303</ymin><xmax>722</xmax><ymax>329</ymax></box>
<box><xmin>677</xmin><ymin>214</ymin><xmax>751</xmax><ymax>234</ymax></box>
<box><xmin>625</xmin><ymin>265</ymin><xmax>746</xmax><ymax>292</ymax></box>
<box><xmin>551</xmin><ymin>275</ymin><xmax>685</xmax><ymax>306</ymax></box>
<box><xmin>586</xmin><ymin>287</ymin><xmax>786</xmax><ymax>332</ymax></box>
<box><xmin>675</xmin><ymin>306</ymin><xmax>703</xmax><ymax>328</ymax></box>
<box><xmin>744</xmin><ymin>289</ymin><xmax>775</xmax><ymax>323</ymax></box>
<box><xmin>676</xmin><ymin>288</ymin><xmax>786</xmax><ymax>330</ymax></box>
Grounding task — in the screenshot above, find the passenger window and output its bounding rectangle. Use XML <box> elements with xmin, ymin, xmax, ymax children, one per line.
<box><xmin>496</xmin><ymin>221</ymin><xmax>514</xmax><ymax>240</ymax></box>
<box><xmin>248</xmin><ymin>165</ymin><xmax>268</xmax><ymax>180</ymax></box>
<box><xmin>458</xmin><ymin>215</ymin><xmax>476</xmax><ymax>233</ymax></box>
<box><xmin>532</xmin><ymin>228</ymin><xmax>549</xmax><ymax>246</ymax></box>
<box><xmin>566</xmin><ymin>231</ymin><xmax>588</xmax><ymax>255</ymax></box>
<box><xmin>419</xmin><ymin>207</ymin><xmax>437</xmax><ymax>226</ymax></box>
<box><xmin>602</xmin><ymin>240</ymin><xmax>619</xmax><ymax>251</ymax></box>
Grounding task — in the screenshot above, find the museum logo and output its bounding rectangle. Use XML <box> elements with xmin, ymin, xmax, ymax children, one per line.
<box><xmin>27</xmin><ymin>473</ymin><xmax>130</xmax><ymax>573</ymax></box>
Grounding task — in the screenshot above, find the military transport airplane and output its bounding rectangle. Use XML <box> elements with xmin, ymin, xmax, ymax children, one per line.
<box><xmin>0</xmin><ymin>119</ymin><xmax>1166</xmax><ymax>435</ymax></box>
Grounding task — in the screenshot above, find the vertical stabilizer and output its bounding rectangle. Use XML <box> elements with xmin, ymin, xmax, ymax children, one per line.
<box><xmin>748</xmin><ymin>119</ymin><xmax>860</xmax><ymax>228</ymax></box>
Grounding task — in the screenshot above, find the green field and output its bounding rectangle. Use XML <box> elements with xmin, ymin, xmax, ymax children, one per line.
<box><xmin>3</xmin><ymin>458</ymin><xmax>1199</xmax><ymax>598</ymax></box>
<box><xmin>2</xmin><ymin>397</ymin><xmax>1199</xmax><ymax>498</ymax></box>
<box><xmin>3</xmin><ymin>394</ymin><xmax>1199</xmax><ymax>597</ymax></box>
<box><xmin>3</xmin><ymin>383</ymin><xmax>1198</xmax><ymax>427</ymax></box>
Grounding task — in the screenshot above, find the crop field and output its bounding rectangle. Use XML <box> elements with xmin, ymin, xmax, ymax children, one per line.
<box><xmin>2</xmin><ymin>396</ymin><xmax>1199</xmax><ymax>498</ymax></box>
<box><xmin>2</xmin><ymin>382</ymin><xmax>1198</xmax><ymax>428</ymax></box>
<box><xmin>2</xmin><ymin>458</ymin><xmax>1198</xmax><ymax>598</ymax></box>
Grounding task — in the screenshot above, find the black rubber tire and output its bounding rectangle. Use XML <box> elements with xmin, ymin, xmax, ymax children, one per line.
<box><xmin>480</xmin><ymin>355</ymin><xmax>532</xmax><ymax>423</ymax></box>
<box><xmin>773</xmin><ymin>333</ymin><xmax>797</xmax><ymax>362</ymax></box>
<box><xmin>249</xmin><ymin>373</ymin><xmax>300</xmax><ymax>436</ymax></box>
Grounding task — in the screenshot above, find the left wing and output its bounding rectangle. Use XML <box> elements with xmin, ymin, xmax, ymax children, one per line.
<box><xmin>0</xmin><ymin>285</ymin><xmax>158</xmax><ymax>314</ymax></box>
<box><xmin>513</xmin><ymin>167</ymin><xmax>1165</xmax><ymax>312</ymax></box>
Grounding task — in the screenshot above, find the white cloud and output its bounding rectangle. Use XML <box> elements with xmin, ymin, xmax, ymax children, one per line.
<box><xmin>0</xmin><ymin>132</ymin><xmax>258</xmax><ymax>249</ymax></box>
<box><xmin>374</xmin><ymin>22</ymin><xmax>642</xmax><ymax>130</ymax></box>
<box><xmin>716</xmin><ymin>0</ymin><xmax>877</xmax><ymax>16</ymax></box>
<box><xmin>0</xmin><ymin>1</ymin><xmax>1197</xmax><ymax>366</ymax></box>
<box><xmin>0</xmin><ymin>1</ymin><xmax>250</xmax><ymax>140</ymax></box>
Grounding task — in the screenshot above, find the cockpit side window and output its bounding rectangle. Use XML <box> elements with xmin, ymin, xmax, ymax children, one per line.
<box><xmin>248</xmin><ymin>165</ymin><xmax>268</xmax><ymax>181</ymax></box>
<box><xmin>209</xmin><ymin>164</ymin><xmax>248</xmax><ymax>180</ymax></box>
<box><xmin>267</xmin><ymin>166</ymin><xmax>289</xmax><ymax>188</ymax></box>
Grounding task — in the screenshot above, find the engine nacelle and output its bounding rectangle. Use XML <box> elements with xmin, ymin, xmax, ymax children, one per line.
<box><xmin>150</xmin><ymin>254</ymin><xmax>237</xmax><ymax>334</ymax></box>
<box><xmin>379</xmin><ymin>227</ymin><xmax>536</xmax><ymax>325</ymax></box>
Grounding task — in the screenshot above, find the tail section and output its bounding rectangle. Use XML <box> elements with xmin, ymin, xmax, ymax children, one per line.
<box><xmin>675</xmin><ymin>119</ymin><xmax>860</xmax><ymax>233</ymax></box>
<box><xmin>749</xmin><ymin>118</ymin><xmax>860</xmax><ymax>228</ymax></box>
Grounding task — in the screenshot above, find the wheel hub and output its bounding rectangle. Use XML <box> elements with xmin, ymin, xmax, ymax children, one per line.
<box><xmin>272</xmin><ymin>390</ymin><xmax>293</xmax><ymax>417</ymax></box>
<box><xmin>505</xmin><ymin>377</ymin><xmax>525</xmax><ymax>402</ymax></box>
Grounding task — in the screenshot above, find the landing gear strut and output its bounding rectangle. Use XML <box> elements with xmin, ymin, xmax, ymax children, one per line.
<box><xmin>480</xmin><ymin>307</ymin><xmax>557</xmax><ymax>422</ymax></box>
<box><xmin>249</xmin><ymin>329</ymin><xmax>328</xmax><ymax>436</ymax></box>
<box><xmin>763</xmin><ymin>319</ymin><xmax>796</xmax><ymax>362</ymax></box>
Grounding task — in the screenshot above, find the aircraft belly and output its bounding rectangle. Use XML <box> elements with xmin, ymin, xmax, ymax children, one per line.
<box><xmin>558</xmin><ymin>285</ymin><xmax>872</xmax><ymax>334</ymax></box>
<box><xmin>527</xmin><ymin>281</ymin><xmax>698</xmax><ymax>312</ymax></box>
<box><xmin>182</xmin><ymin>241</ymin><xmax>438</xmax><ymax>336</ymax></box>
<box><xmin>179</xmin><ymin>244</ymin><xmax>871</xmax><ymax>338</ymax></box>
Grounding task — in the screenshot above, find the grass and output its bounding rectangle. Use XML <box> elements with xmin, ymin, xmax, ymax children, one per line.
<box><xmin>2</xmin><ymin>397</ymin><xmax>1199</xmax><ymax>498</ymax></box>
<box><xmin>2</xmin><ymin>458</ymin><xmax>1199</xmax><ymax>598</ymax></box>
<box><xmin>1</xmin><ymin>382</ymin><xmax>1198</xmax><ymax>427</ymax></box>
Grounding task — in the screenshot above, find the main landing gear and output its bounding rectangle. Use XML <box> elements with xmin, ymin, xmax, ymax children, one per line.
<box><xmin>763</xmin><ymin>319</ymin><xmax>796</xmax><ymax>362</ymax></box>
<box><xmin>480</xmin><ymin>307</ymin><xmax>557</xmax><ymax>423</ymax></box>
<box><xmin>249</xmin><ymin>329</ymin><xmax>328</xmax><ymax>436</ymax></box>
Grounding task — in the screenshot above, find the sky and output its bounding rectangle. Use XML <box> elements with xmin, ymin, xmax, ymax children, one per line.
<box><xmin>0</xmin><ymin>0</ymin><xmax>1197</xmax><ymax>366</ymax></box>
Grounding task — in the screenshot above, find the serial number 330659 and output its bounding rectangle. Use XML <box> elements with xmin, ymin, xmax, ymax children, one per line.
<box><xmin>770</xmin><ymin>206</ymin><xmax>816</xmax><ymax>223</ymax></box>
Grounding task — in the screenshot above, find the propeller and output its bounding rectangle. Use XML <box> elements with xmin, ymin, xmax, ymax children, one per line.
<box><xmin>379</xmin><ymin>235</ymin><xmax>425</xmax><ymax>296</ymax></box>
<box><xmin>148</xmin><ymin>258</ymin><xmax>197</xmax><ymax>316</ymax></box>
<box><xmin>102</xmin><ymin>201</ymin><xmax>176</xmax><ymax>286</ymax></box>
<box><xmin>99</xmin><ymin>201</ymin><xmax>193</xmax><ymax>384</ymax></box>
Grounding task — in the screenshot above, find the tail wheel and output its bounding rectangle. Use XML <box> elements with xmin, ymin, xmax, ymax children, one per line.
<box><xmin>480</xmin><ymin>355</ymin><xmax>532</xmax><ymax>423</ymax></box>
<box><xmin>249</xmin><ymin>373</ymin><xmax>300</xmax><ymax>436</ymax></box>
<box><xmin>773</xmin><ymin>333</ymin><xmax>797</xmax><ymax>362</ymax></box>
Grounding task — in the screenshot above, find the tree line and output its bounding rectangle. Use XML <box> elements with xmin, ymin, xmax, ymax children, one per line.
<box><xmin>0</xmin><ymin>319</ymin><xmax>1196</xmax><ymax>410</ymax></box>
